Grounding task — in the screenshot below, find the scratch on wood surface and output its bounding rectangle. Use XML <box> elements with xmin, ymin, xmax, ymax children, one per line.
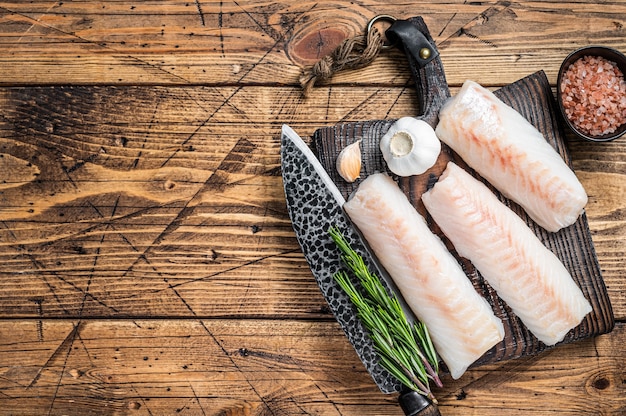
<box><xmin>159</xmin><ymin>86</ymin><xmax>244</xmax><ymax>168</ymax></box>
<box><xmin>236</xmin><ymin>347</ymin><xmax>309</xmax><ymax>369</ymax></box>
<box><xmin>47</xmin><ymin>321</ymin><xmax>100</xmax><ymax>415</ymax></box>
<box><xmin>0</xmin><ymin>388</ymin><xmax>12</xmax><ymax>399</ymax></box>
<box><xmin>460</xmin><ymin>28</ymin><xmax>498</xmax><ymax>47</ymax></box>
<box><xmin>325</xmin><ymin>86</ymin><xmax>333</xmax><ymax>121</ymax></box>
<box><xmin>123</xmin><ymin>136</ymin><xmax>258</xmax><ymax>281</ymax></box>
<box><xmin>119</xmin><ymin>248</ymin><xmax>300</xmax><ymax>304</ymax></box>
<box><xmin>232</xmin><ymin>1</ymin><xmax>313</xmax><ymax>84</ymax></box>
<box><xmin>163</xmin><ymin>278</ymin><xmax>276</xmax><ymax>415</ymax></box>
<box><xmin>4</xmin><ymin>2</ymin><xmax>58</xmax><ymax>45</ymax></box>
<box><xmin>439</xmin><ymin>0</ymin><xmax>512</xmax><ymax>47</ymax></box>
<box><xmin>336</xmin><ymin>88</ymin><xmax>400</xmax><ymax>123</ymax></box>
<box><xmin>28</xmin><ymin>252</ymin><xmax>121</xmax><ymax>315</ymax></box>
<box><xmin>190</xmin><ymin>383</ymin><xmax>207</xmax><ymax>416</ymax></box>
<box><xmin>31</xmin><ymin>297</ymin><xmax>45</xmax><ymax>341</ymax></box>
<box><xmin>438</xmin><ymin>3</ymin><xmax>462</xmax><ymax>37</ymax></box>
<box><xmin>383</xmin><ymin>81</ymin><xmax>414</xmax><ymax>119</ymax></box>
<box><xmin>218</xmin><ymin>1</ymin><xmax>225</xmax><ymax>57</ymax></box>
<box><xmin>0</xmin><ymin>220</ymin><xmax>17</xmax><ymax>241</ymax></box>
<box><xmin>27</xmin><ymin>255</ymin><xmax>71</xmax><ymax>315</ymax></box>
<box><xmin>75</xmin><ymin>330</ymin><xmax>95</xmax><ymax>367</ymax></box>
<box><xmin>78</xmin><ymin>234</ymin><xmax>103</xmax><ymax>315</ymax></box>
<box><xmin>0</xmin><ymin>5</ymin><xmax>192</xmax><ymax>84</ymax></box>
<box><xmin>132</xmin><ymin>94</ymin><xmax>162</xmax><ymax>170</ymax></box>
<box><xmin>131</xmin><ymin>384</ymin><xmax>155</xmax><ymax>416</ymax></box>
<box><xmin>233</xmin><ymin>0</ymin><xmax>279</xmax><ymax>41</ymax></box>
<box><xmin>445</xmin><ymin>353</ymin><xmax>540</xmax><ymax>398</ymax></box>
<box><xmin>27</xmin><ymin>322</ymin><xmax>80</xmax><ymax>389</ymax></box>
<box><xmin>195</xmin><ymin>0</ymin><xmax>206</xmax><ymax>26</ymax></box>
<box><xmin>209</xmin><ymin>334</ymin><xmax>276</xmax><ymax>416</ymax></box>
<box><xmin>313</xmin><ymin>386</ymin><xmax>341</xmax><ymax>415</ymax></box>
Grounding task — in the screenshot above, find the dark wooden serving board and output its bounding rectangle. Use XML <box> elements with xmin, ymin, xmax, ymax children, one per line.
<box><xmin>311</xmin><ymin>17</ymin><xmax>614</xmax><ymax>370</ymax></box>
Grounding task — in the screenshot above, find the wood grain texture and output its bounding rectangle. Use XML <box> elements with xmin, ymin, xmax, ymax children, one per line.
<box><xmin>0</xmin><ymin>84</ymin><xmax>623</xmax><ymax>320</ymax></box>
<box><xmin>0</xmin><ymin>84</ymin><xmax>624</xmax><ymax>415</ymax></box>
<box><xmin>0</xmin><ymin>1</ymin><xmax>624</xmax><ymax>86</ymax></box>
<box><xmin>0</xmin><ymin>85</ymin><xmax>419</xmax><ymax>319</ymax></box>
<box><xmin>0</xmin><ymin>320</ymin><xmax>624</xmax><ymax>416</ymax></box>
<box><xmin>0</xmin><ymin>0</ymin><xmax>625</xmax><ymax>415</ymax></box>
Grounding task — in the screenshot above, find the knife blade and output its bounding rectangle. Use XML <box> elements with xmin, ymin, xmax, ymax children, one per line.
<box><xmin>280</xmin><ymin>124</ymin><xmax>441</xmax><ymax>416</ymax></box>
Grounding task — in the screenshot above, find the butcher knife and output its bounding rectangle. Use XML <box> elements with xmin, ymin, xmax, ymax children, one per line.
<box><xmin>280</xmin><ymin>124</ymin><xmax>441</xmax><ymax>416</ymax></box>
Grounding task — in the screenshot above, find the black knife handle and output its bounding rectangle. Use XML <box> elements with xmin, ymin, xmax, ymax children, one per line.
<box><xmin>399</xmin><ymin>390</ymin><xmax>442</xmax><ymax>416</ymax></box>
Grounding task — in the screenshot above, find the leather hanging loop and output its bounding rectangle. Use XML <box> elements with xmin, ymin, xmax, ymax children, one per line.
<box><xmin>385</xmin><ymin>20</ymin><xmax>439</xmax><ymax>68</ymax></box>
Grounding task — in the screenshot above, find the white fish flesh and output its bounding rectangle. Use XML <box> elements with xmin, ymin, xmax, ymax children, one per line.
<box><xmin>421</xmin><ymin>162</ymin><xmax>592</xmax><ymax>346</ymax></box>
<box><xmin>343</xmin><ymin>173</ymin><xmax>504</xmax><ymax>379</ymax></box>
<box><xmin>435</xmin><ymin>80</ymin><xmax>588</xmax><ymax>232</ymax></box>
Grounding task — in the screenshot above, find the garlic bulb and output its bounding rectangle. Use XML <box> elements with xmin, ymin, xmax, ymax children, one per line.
<box><xmin>379</xmin><ymin>117</ymin><xmax>441</xmax><ymax>177</ymax></box>
<box><xmin>336</xmin><ymin>140</ymin><xmax>362</xmax><ymax>182</ymax></box>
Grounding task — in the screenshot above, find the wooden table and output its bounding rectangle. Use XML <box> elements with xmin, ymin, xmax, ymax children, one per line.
<box><xmin>0</xmin><ymin>1</ymin><xmax>624</xmax><ymax>415</ymax></box>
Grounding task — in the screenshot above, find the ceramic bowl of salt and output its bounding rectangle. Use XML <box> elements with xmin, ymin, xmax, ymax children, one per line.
<box><xmin>557</xmin><ymin>46</ymin><xmax>626</xmax><ymax>142</ymax></box>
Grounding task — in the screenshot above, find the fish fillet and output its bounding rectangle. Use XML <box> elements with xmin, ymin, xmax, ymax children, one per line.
<box><xmin>343</xmin><ymin>173</ymin><xmax>504</xmax><ymax>379</ymax></box>
<box><xmin>422</xmin><ymin>162</ymin><xmax>592</xmax><ymax>346</ymax></box>
<box><xmin>435</xmin><ymin>80</ymin><xmax>588</xmax><ymax>232</ymax></box>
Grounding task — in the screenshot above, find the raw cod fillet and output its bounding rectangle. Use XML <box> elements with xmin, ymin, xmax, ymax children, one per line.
<box><xmin>435</xmin><ymin>80</ymin><xmax>588</xmax><ymax>232</ymax></box>
<box><xmin>421</xmin><ymin>162</ymin><xmax>592</xmax><ymax>346</ymax></box>
<box><xmin>343</xmin><ymin>173</ymin><xmax>504</xmax><ymax>379</ymax></box>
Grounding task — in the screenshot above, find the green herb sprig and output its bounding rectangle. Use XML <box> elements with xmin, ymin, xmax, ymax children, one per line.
<box><xmin>329</xmin><ymin>226</ymin><xmax>442</xmax><ymax>401</ymax></box>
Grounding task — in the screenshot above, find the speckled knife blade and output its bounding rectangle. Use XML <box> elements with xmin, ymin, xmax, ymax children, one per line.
<box><xmin>280</xmin><ymin>124</ymin><xmax>401</xmax><ymax>394</ymax></box>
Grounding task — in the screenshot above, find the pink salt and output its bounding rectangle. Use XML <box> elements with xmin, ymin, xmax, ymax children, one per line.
<box><xmin>560</xmin><ymin>55</ymin><xmax>626</xmax><ymax>136</ymax></box>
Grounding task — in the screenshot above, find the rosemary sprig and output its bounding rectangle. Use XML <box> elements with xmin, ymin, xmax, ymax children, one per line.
<box><xmin>329</xmin><ymin>226</ymin><xmax>442</xmax><ymax>401</ymax></box>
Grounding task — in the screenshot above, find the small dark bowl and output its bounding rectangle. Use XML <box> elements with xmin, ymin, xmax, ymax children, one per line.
<box><xmin>556</xmin><ymin>46</ymin><xmax>626</xmax><ymax>142</ymax></box>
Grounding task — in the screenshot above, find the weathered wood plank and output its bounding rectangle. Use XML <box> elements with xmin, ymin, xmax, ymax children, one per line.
<box><xmin>0</xmin><ymin>2</ymin><xmax>624</xmax><ymax>415</ymax></box>
<box><xmin>0</xmin><ymin>1</ymin><xmax>625</xmax><ymax>86</ymax></box>
<box><xmin>0</xmin><ymin>85</ymin><xmax>623</xmax><ymax>320</ymax></box>
<box><xmin>0</xmin><ymin>85</ymin><xmax>415</xmax><ymax>319</ymax></box>
<box><xmin>0</xmin><ymin>320</ymin><xmax>624</xmax><ymax>415</ymax></box>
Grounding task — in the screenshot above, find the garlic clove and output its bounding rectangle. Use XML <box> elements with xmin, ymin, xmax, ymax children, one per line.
<box><xmin>336</xmin><ymin>139</ymin><xmax>362</xmax><ymax>183</ymax></box>
<box><xmin>380</xmin><ymin>117</ymin><xmax>441</xmax><ymax>177</ymax></box>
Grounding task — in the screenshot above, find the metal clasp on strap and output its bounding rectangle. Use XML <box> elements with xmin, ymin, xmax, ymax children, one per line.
<box><xmin>366</xmin><ymin>15</ymin><xmax>397</xmax><ymax>50</ymax></box>
<box><xmin>384</xmin><ymin>19</ymin><xmax>439</xmax><ymax>68</ymax></box>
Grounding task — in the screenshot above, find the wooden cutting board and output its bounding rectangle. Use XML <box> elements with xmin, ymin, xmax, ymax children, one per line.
<box><xmin>311</xmin><ymin>17</ymin><xmax>614</xmax><ymax>370</ymax></box>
